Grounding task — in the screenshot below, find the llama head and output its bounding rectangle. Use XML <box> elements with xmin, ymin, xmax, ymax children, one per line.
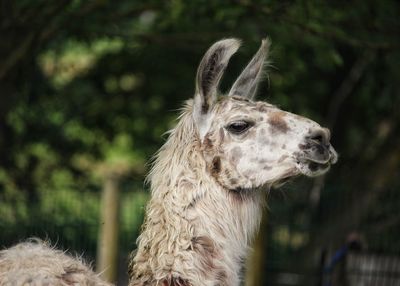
<box><xmin>193</xmin><ymin>38</ymin><xmax>337</xmax><ymax>191</ymax></box>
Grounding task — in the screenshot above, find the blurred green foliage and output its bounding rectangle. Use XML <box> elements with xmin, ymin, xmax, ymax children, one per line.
<box><xmin>0</xmin><ymin>0</ymin><xmax>400</xmax><ymax>283</ymax></box>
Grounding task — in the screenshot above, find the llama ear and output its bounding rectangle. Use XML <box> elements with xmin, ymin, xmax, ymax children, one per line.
<box><xmin>228</xmin><ymin>38</ymin><xmax>270</xmax><ymax>100</ymax></box>
<box><xmin>194</xmin><ymin>38</ymin><xmax>241</xmax><ymax>138</ymax></box>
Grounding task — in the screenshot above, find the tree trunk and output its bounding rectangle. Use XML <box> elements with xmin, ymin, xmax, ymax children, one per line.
<box><xmin>97</xmin><ymin>175</ymin><xmax>120</xmax><ymax>283</ymax></box>
<box><xmin>245</xmin><ymin>208</ymin><xmax>268</xmax><ymax>286</ymax></box>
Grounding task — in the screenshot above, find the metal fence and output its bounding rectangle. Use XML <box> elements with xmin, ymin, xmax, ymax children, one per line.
<box><xmin>319</xmin><ymin>251</ymin><xmax>400</xmax><ymax>286</ymax></box>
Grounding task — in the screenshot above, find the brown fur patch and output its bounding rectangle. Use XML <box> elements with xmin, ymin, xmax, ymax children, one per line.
<box><xmin>216</xmin><ymin>271</ymin><xmax>228</xmax><ymax>285</ymax></box>
<box><xmin>192</xmin><ymin>236</ymin><xmax>215</xmax><ymax>255</ymax></box>
<box><xmin>203</xmin><ymin>133</ymin><xmax>214</xmax><ymax>149</ymax></box>
<box><xmin>228</xmin><ymin>187</ymin><xmax>258</xmax><ymax>205</ymax></box>
<box><xmin>162</xmin><ymin>277</ymin><xmax>191</xmax><ymax>286</ymax></box>
<box><xmin>229</xmin><ymin>178</ymin><xmax>238</xmax><ymax>186</ymax></box>
<box><xmin>191</xmin><ymin>236</ymin><xmax>217</xmax><ymax>276</ymax></box>
<box><xmin>211</xmin><ymin>156</ymin><xmax>221</xmax><ymax>176</ymax></box>
<box><xmin>268</xmin><ymin>112</ymin><xmax>289</xmax><ymax>133</ymax></box>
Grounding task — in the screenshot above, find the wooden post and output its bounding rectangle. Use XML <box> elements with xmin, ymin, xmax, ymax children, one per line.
<box><xmin>245</xmin><ymin>208</ymin><xmax>268</xmax><ymax>286</ymax></box>
<box><xmin>97</xmin><ymin>174</ymin><xmax>120</xmax><ymax>283</ymax></box>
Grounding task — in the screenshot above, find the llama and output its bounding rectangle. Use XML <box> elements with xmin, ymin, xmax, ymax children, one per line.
<box><xmin>0</xmin><ymin>38</ymin><xmax>337</xmax><ymax>286</ymax></box>
<box><xmin>128</xmin><ymin>38</ymin><xmax>337</xmax><ymax>286</ymax></box>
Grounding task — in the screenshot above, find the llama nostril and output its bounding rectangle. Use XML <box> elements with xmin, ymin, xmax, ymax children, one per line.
<box><xmin>311</xmin><ymin>134</ymin><xmax>323</xmax><ymax>144</ymax></box>
<box><xmin>308</xmin><ymin>129</ymin><xmax>330</xmax><ymax>146</ymax></box>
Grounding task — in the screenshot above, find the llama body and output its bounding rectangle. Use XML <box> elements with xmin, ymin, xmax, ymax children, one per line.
<box><xmin>129</xmin><ymin>39</ymin><xmax>337</xmax><ymax>285</ymax></box>
<box><xmin>0</xmin><ymin>239</ymin><xmax>111</xmax><ymax>286</ymax></box>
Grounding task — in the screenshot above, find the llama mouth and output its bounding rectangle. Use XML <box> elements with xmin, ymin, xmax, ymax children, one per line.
<box><xmin>296</xmin><ymin>159</ymin><xmax>331</xmax><ymax>177</ymax></box>
<box><xmin>295</xmin><ymin>148</ymin><xmax>337</xmax><ymax>177</ymax></box>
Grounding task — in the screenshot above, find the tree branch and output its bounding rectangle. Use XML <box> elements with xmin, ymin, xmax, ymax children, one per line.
<box><xmin>327</xmin><ymin>51</ymin><xmax>375</xmax><ymax>133</ymax></box>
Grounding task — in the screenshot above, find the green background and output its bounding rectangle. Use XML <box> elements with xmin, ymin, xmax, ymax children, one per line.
<box><xmin>1</xmin><ymin>1</ymin><xmax>399</xmax><ymax>285</ymax></box>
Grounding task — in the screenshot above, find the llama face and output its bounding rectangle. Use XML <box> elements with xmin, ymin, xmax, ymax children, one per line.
<box><xmin>201</xmin><ymin>96</ymin><xmax>338</xmax><ymax>190</ymax></box>
<box><xmin>193</xmin><ymin>38</ymin><xmax>337</xmax><ymax>191</ymax></box>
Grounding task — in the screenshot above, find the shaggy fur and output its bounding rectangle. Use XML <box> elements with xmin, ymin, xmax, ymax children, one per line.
<box><xmin>129</xmin><ymin>103</ymin><xmax>264</xmax><ymax>286</ymax></box>
<box><xmin>0</xmin><ymin>239</ymin><xmax>111</xmax><ymax>286</ymax></box>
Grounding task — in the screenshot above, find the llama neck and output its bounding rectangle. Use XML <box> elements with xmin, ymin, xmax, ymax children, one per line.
<box><xmin>129</xmin><ymin>107</ymin><xmax>264</xmax><ymax>286</ymax></box>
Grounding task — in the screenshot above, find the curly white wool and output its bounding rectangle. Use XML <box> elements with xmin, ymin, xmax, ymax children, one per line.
<box><xmin>0</xmin><ymin>239</ymin><xmax>111</xmax><ymax>286</ymax></box>
<box><xmin>129</xmin><ymin>103</ymin><xmax>264</xmax><ymax>286</ymax></box>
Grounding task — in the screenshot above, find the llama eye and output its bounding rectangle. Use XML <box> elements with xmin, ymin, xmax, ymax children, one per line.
<box><xmin>226</xmin><ymin>121</ymin><xmax>253</xmax><ymax>134</ymax></box>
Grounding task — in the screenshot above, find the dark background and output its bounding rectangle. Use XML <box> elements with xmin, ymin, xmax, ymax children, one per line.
<box><xmin>1</xmin><ymin>1</ymin><xmax>399</xmax><ymax>285</ymax></box>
